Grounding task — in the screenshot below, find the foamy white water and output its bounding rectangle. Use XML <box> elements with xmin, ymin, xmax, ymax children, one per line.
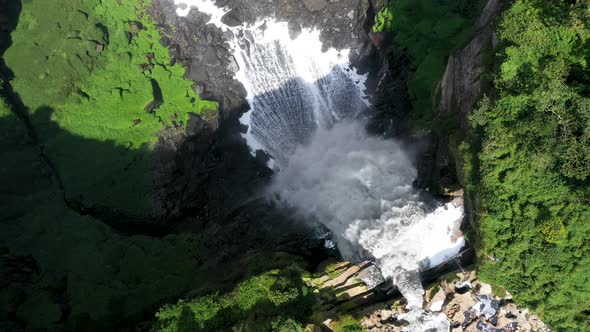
<box><xmin>173</xmin><ymin>2</ymin><xmax>462</xmax><ymax>330</ymax></box>
<box><xmin>270</xmin><ymin>122</ymin><xmax>464</xmax><ymax>275</ymax></box>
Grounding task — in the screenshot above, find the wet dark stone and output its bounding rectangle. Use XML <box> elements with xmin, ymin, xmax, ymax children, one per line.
<box><xmin>489</xmin><ymin>315</ymin><xmax>498</xmax><ymax>326</ymax></box>
<box><xmin>221</xmin><ymin>9</ymin><xmax>244</xmax><ymax>27</ymax></box>
<box><xmin>462</xmin><ymin>310</ymin><xmax>476</xmax><ymax>329</ymax></box>
<box><xmin>455</xmin><ymin>281</ymin><xmax>472</xmax><ymax>294</ymax></box>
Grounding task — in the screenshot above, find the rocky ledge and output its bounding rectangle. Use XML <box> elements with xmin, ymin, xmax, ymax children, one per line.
<box><xmin>300</xmin><ymin>258</ymin><xmax>549</xmax><ymax>331</ymax></box>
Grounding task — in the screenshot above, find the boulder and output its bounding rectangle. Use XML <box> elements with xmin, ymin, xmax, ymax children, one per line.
<box><xmin>288</xmin><ymin>21</ymin><xmax>302</xmax><ymax>40</ymax></box>
<box><xmin>380</xmin><ymin>309</ymin><xmax>394</xmax><ymax>323</ymax></box>
<box><xmin>455</xmin><ymin>281</ymin><xmax>472</xmax><ymax>294</ymax></box>
<box><xmin>321</xmin><ymin>318</ymin><xmax>334</xmax><ymax>331</ymax></box>
<box><xmin>220</xmin><ymin>9</ymin><xmax>243</xmax><ymax>27</ymax></box>
<box><xmin>187</xmin><ymin>62</ymin><xmax>209</xmax><ymax>82</ymax></box>
<box><xmin>330</xmin><ymin>265</ymin><xmax>361</xmax><ymax>287</ymax></box>
<box><xmin>335</xmin><ymin>284</ymin><xmax>370</xmax><ymax>299</ymax></box>
<box><xmin>356</xmin><ymin>264</ymin><xmax>386</xmax><ymax>290</ymax></box>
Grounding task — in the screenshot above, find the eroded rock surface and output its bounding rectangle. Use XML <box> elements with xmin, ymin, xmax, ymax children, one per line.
<box><xmin>439</xmin><ymin>0</ymin><xmax>507</xmax><ymax>130</ymax></box>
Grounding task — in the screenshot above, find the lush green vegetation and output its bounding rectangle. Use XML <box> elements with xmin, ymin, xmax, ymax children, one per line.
<box><xmin>0</xmin><ymin>0</ymin><xmax>235</xmax><ymax>330</ymax></box>
<box><xmin>382</xmin><ymin>0</ymin><xmax>482</xmax><ymax>126</ymax></box>
<box><xmin>4</xmin><ymin>0</ymin><xmax>216</xmax><ymax>217</ymax></box>
<box><xmin>155</xmin><ymin>266</ymin><xmax>313</xmax><ymax>331</ymax></box>
<box><xmin>464</xmin><ymin>0</ymin><xmax>590</xmax><ymax>330</ymax></box>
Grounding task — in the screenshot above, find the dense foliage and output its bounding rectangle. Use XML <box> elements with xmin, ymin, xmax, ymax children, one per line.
<box><xmin>465</xmin><ymin>0</ymin><xmax>590</xmax><ymax>330</ymax></box>
<box><xmin>380</xmin><ymin>0</ymin><xmax>481</xmax><ymax>126</ymax></box>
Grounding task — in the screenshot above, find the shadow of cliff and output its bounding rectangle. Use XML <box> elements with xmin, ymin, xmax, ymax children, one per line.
<box><xmin>0</xmin><ymin>101</ymin><xmax>327</xmax><ymax>330</ymax></box>
<box><xmin>0</xmin><ymin>7</ymin><xmax>328</xmax><ymax>329</ymax></box>
<box><xmin>1</xmin><ymin>104</ymin><xmax>174</xmax><ymax>235</ymax></box>
<box><xmin>0</xmin><ymin>0</ymin><xmax>21</xmax><ymax>81</ymax></box>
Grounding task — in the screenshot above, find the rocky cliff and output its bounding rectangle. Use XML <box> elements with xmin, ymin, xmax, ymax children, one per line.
<box><xmin>434</xmin><ymin>0</ymin><xmax>507</xmax><ymax>241</ymax></box>
<box><xmin>439</xmin><ymin>0</ymin><xmax>506</xmax><ymax>131</ymax></box>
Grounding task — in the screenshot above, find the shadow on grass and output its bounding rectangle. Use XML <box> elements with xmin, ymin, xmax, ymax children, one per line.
<box><xmin>0</xmin><ymin>0</ymin><xmax>21</xmax><ymax>81</ymax></box>
<box><xmin>0</xmin><ymin>90</ymin><xmax>327</xmax><ymax>331</ymax></box>
<box><xmin>172</xmin><ymin>268</ymin><xmax>315</xmax><ymax>332</ymax></box>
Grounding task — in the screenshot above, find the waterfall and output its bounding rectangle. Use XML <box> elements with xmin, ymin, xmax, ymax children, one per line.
<box><xmin>174</xmin><ymin>1</ymin><xmax>464</xmax><ymax>330</ymax></box>
<box><xmin>269</xmin><ymin>121</ymin><xmax>461</xmax><ymax>331</ymax></box>
<box><xmin>233</xmin><ymin>21</ymin><xmax>368</xmax><ymax>164</ymax></box>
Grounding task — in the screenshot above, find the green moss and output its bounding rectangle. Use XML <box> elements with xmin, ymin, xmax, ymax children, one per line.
<box><xmin>4</xmin><ymin>0</ymin><xmax>216</xmax><ymax>216</ymax></box>
<box><xmin>332</xmin><ymin>315</ymin><xmax>364</xmax><ymax>332</ymax></box>
<box><xmin>491</xmin><ymin>285</ymin><xmax>507</xmax><ymax>299</ymax></box>
<box><xmin>427</xmin><ymin>283</ymin><xmax>441</xmax><ymax>297</ymax></box>
<box><xmin>388</xmin><ymin>0</ymin><xmax>482</xmax><ymax>129</ymax></box>
<box><xmin>372</xmin><ymin>5</ymin><xmax>393</xmax><ymax>32</ymax></box>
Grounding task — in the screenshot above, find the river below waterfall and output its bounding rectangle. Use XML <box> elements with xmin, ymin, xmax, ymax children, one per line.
<box><xmin>173</xmin><ymin>1</ymin><xmax>465</xmax><ymax>330</ymax></box>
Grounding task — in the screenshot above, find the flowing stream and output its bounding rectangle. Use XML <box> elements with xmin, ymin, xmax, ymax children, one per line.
<box><xmin>174</xmin><ymin>1</ymin><xmax>464</xmax><ymax>330</ymax></box>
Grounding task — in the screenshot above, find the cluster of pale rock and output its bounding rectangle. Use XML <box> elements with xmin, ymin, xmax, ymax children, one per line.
<box><xmin>362</xmin><ymin>270</ymin><xmax>550</xmax><ymax>332</ymax></box>
<box><xmin>302</xmin><ymin>260</ymin><xmax>549</xmax><ymax>332</ymax></box>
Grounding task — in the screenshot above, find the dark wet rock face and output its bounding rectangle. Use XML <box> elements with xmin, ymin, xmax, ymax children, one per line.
<box><xmin>151</xmin><ymin>0</ymin><xmax>248</xmax><ymax>117</ymax></box>
<box><xmin>439</xmin><ymin>0</ymin><xmax>507</xmax><ymax>131</ymax></box>
<box><xmin>151</xmin><ymin>115</ymin><xmax>271</xmax><ymax>223</ymax></box>
<box><xmin>148</xmin><ymin>0</ymin><xmax>379</xmax><ymax>240</ymax></box>
<box><xmin>151</xmin><ymin>113</ymin><xmax>330</xmax><ymax>265</ymax></box>
<box><xmin>145</xmin><ymin>0</ymin><xmax>384</xmax><ymax>269</ymax></box>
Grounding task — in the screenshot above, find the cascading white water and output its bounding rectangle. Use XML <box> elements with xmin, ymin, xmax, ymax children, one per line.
<box><xmin>233</xmin><ymin>22</ymin><xmax>368</xmax><ymax>163</ymax></box>
<box><xmin>269</xmin><ymin>122</ymin><xmax>461</xmax><ymax>331</ymax></box>
<box><xmin>174</xmin><ymin>1</ymin><xmax>464</xmax><ymax>330</ymax></box>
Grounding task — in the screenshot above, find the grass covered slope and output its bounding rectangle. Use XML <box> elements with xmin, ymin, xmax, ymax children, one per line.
<box><xmin>0</xmin><ymin>91</ymin><xmax>201</xmax><ymax>330</ymax></box>
<box><xmin>155</xmin><ymin>266</ymin><xmax>314</xmax><ymax>332</ymax></box>
<box><xmin>465</xmin><ymin>0</ymin><xmax>590</xmax><ymax>330</ymax></box>
<box><xmin>0</xmin><ymin>0</ymin><xmax>231</xmax><ymax>330</ymax></box>
<box><xmin>1</xmin><ymin>88</ymin><xmax>307</xmax><ymax>330</ymax></box>
<box><xmin>4</xmin><ymin>0</ymin><xmax>216</xmax><ymax>217</ymax></box>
